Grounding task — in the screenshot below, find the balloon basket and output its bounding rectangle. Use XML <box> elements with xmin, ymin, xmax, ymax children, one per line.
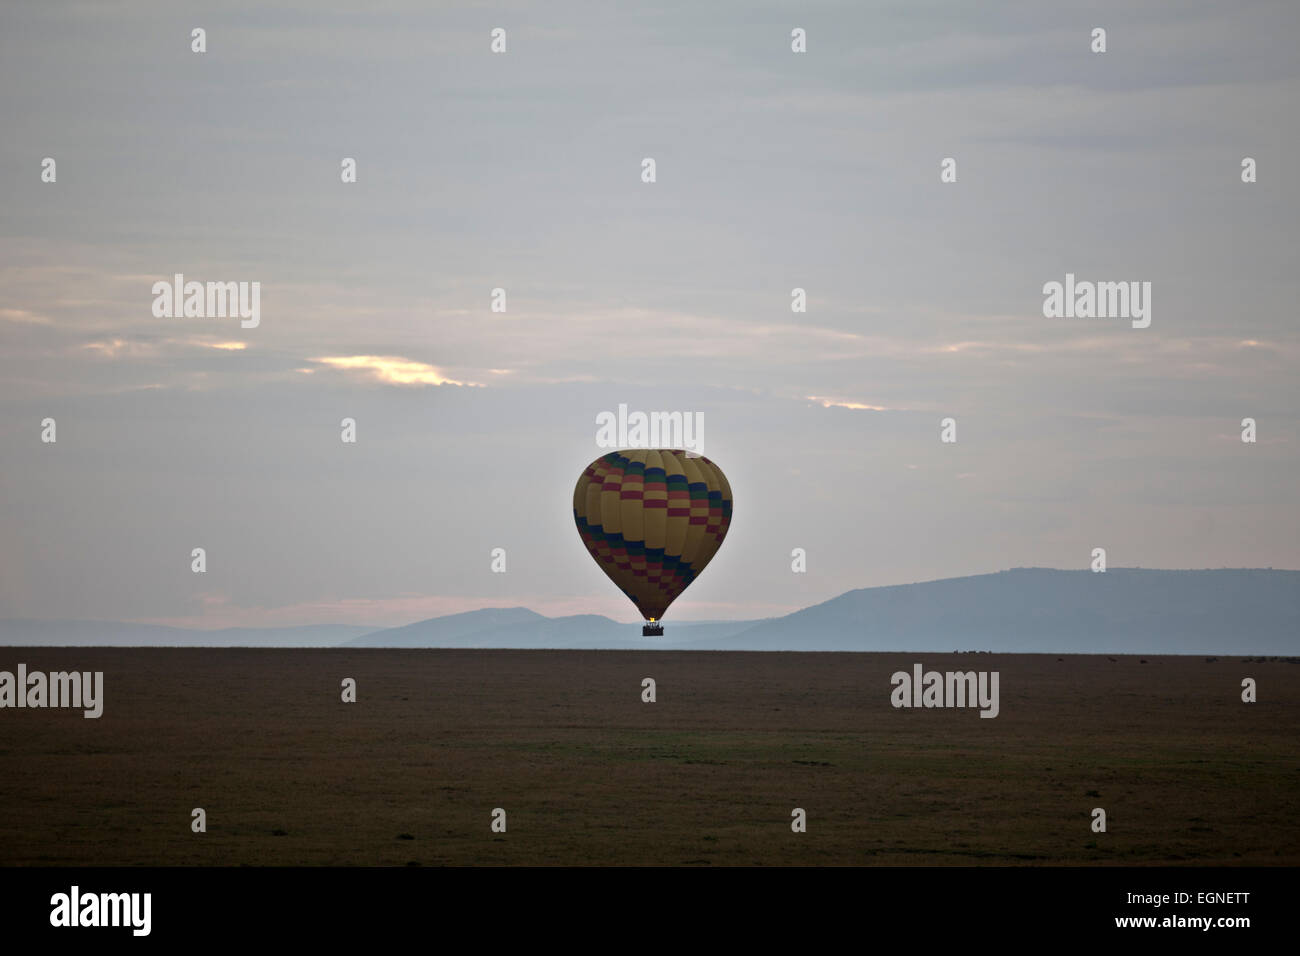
<box><xmin>642</xmin><ymin>623</ymin><xmax>664</xmax><ymax>637</ymax></box>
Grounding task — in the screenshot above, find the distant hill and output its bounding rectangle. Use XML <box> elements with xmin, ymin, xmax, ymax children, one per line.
<box><xmin>347</xmin><ymin>607</ymin><xmax>547</xmax><ymax>646</ymax></box>
<box><xmin>0</xmin><ymin>619</ymin><xmax>375</xmax><ymax>647</ymax></box>
<box><xmin>730</xmin><ymin>567</ymin><xmax>1300</xmax><ymax>654</ymax></box>
<box><xmin>3</xmin><ymin>568</ymin><xmax>1296</xmax><ymax>652</ymax></box>
<box><xmin>345</xmin><ymin>607</ymin><xmax>761</xmax><ymax>649</ymax></box>
<box><xmin>345</xmin><ymin>568</ymin><xmax>1298</xmax><ymax>653</ymax></box>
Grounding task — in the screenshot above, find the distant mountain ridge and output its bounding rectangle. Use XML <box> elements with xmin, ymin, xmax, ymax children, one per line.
<box><xmin>1</xmin><ymin>568</ymin><xmax>1296</xmax><ymax>653</ymax></box>
<box><xmin>0</xmin><ymin>620</ymin><xmax>375</xmax><ymax>647</ymax></box>
<box><xmin>344</xmin><ymin>608</ymin><xmax>761</xmax><ymax>649</ymax></box>
<box><xmin>730</xmin><ymin>567</ymin><xmax>1300</xmax><ymax>653</ymax></box>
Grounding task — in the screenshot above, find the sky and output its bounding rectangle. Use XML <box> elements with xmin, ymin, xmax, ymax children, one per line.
<box><xmin>1</xmin><ymin>0</ymin><xmax>1297</xmax><ymax>628</ymax></box>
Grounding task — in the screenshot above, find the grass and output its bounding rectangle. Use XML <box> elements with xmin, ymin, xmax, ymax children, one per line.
<box><xmin>0</xmin><ymin>648</ymin><xmax>1295</xmax><ymax>866</ymax></box>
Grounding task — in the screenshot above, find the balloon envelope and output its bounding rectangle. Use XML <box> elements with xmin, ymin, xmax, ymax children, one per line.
<box><xmin>573</xmin><ymin>450</ymin><xmax>733</xmax><ymax>621</ymax></box>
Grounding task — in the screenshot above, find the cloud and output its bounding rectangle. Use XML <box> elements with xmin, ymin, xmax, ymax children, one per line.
<box><xmin>0</xmin><ymin>308</ymin><xmax>52</xmax><ymax>325</ymax></box>
<box><xmin>806</xmin><ymin>396</ymin><xmax>890</xmax><ymax>411</ymax></box>
<box><xmin>313</xmin><ymin>355</ymin><xmax>483</xmax><ymax>386</ymax></box>
<box><xmin>82</xmin><ymin>338</ymin><xmax>158</xmax><ymax>358</ymax></box>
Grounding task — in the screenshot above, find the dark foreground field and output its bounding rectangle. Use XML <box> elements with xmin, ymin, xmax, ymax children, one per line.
<box><xmin>1</xmin><ymin>649</ymin><xmax>1296</xmax><ymax>866</ymax></box>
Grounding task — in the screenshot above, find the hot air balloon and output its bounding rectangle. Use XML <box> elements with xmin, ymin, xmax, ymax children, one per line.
<box><xmin>573</xmin><ymin>449</ymin><xmax>733</xmax><ymax>636</ymax></box>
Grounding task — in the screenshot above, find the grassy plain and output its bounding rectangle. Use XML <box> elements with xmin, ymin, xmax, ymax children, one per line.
<box><xmin>1</xmin><ymin>649</ymin><xmax>1295</xmax><ymax>865</ymax></box>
